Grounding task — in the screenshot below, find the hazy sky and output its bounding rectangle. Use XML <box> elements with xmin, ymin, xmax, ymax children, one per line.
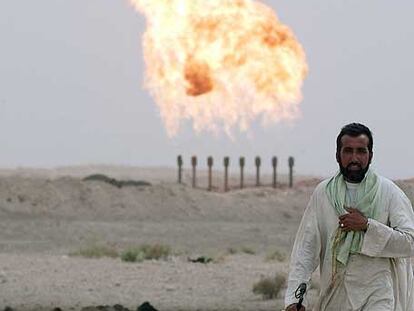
<box><xmin>1</xmin><ymin>1</ymin><xmax>413</xmax><ymax>178</ymax></box>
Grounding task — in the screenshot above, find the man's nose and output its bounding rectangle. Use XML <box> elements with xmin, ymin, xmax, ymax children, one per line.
<box><xmin>351</xmin><ymin>151</ymin><xmax>359</xmax><ymax>162</ymax></box>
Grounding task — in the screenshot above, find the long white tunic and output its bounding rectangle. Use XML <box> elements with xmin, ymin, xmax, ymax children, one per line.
<box><xmin>285</xmin><ymin>176</ymin><xmax>414</xmax><ymax>311</ymax></box>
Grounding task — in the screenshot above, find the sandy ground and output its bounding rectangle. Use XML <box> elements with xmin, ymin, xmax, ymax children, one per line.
<box><xmin>0</xmin><ymin>166</ymin><xmax>411</xmax><ymax>311</ymax></box>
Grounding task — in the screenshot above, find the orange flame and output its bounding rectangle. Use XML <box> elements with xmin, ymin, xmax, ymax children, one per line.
<box><xmin>130</xmin><ymin>0</ymin><xmax>308</xmax><ymax>136</ymax></box>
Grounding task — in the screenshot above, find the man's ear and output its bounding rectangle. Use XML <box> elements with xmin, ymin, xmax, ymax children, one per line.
<box><xmin>369</xmin><ymin>152</ymin><xmax>373</xmax><ymax>163</ymax></box>
<box><xmin>336</xmin><ymin>151</ymin><xmax>340</xmax><ymax>164</ymax></box>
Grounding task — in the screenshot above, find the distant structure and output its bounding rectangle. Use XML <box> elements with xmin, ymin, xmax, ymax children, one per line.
<box><xmin>255</xmin><ymin>156</ymin><xmax>261</xmax><ymax>187</ymax></box>
<box><xmin>191</xmin><ymin>156</ymin><xmax>197</xmax><ymax>188</ymax></box>
<box><xmin>239</xmin><ymin>157</ymin><xmax>245</xmax><ymax>189</ymax></box>
<box><xmin>176</xmin><ymin>155</ymin><xmax>295</xmax><ymax>191</ymax></box>
<box><xmin>207</xmin><ymin>156</ymin><xmax>213</xmax><ymax>191</ymax></box>
<box><xmin>288</xmin><ymin>156</ymin><xmax>295</xmax><ymax>188</ymax></box>
<box><xmin>224</xmin><ymin>157</ymin><xmax>230</xmax><ymax>192</ymax></box>
<box><xmin>177</xmin><ymin>155</ymin><xmax>183</xmax><ymax>184</ymax></box>
<box><xmin>272</xmin><ymin>156</ymin><xmax>278</xmax><ymax>188</ymax></box>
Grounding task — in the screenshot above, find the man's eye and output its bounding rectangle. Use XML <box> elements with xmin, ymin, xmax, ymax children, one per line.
<box><xmin>358</xmin><ymin>149</ymin><xmax>368</xmax><ymax>154</ymax></box>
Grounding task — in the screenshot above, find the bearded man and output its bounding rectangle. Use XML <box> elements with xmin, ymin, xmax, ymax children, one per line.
<box><xmin>284</xmin><ymin>123</ymin><xmax>414</xmax><ymax>311</ymax></box>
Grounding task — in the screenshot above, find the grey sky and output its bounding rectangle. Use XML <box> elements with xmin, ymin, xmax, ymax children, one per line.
<box><xmin>0</xmin><ymin>1</ymin><xmax>413</xmax><ymax>178</ymax></box>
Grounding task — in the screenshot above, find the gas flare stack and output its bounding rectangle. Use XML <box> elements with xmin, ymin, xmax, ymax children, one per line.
<box><xmin>177</xmin><ymin>155</ymin><xmax>183</xmax><ymax>184</ymax></box>
<box><xmin>255</xmin><ymin>156</ymin><xmax>261</xmax><ymax>187</ymax></box>
<box><xmin>207</xmin><ymin>156</ymin><xmax>213</xmax><ymax>191</ymax></box>
<box><xmin>272</xmin><ymin>156</ymin><xmax>278</xmax><ymax>188</ymax></box>
<box><xmin>191</xmin><ymin>156</ymin><xmax>197</xmax><ymax>188</ymax></box>
<box><xmin>176</xmin><ymin>155</ymin><xmax>294</xmax><ymax>191</ymax></box>
<box><xmin>288</xmin><ymin>156</ymin><xmax>295</xmax><ymax>188</ymax></box>
<box><xmin>239</xmin><ymin>157</ymin><xmax>245</xmax><ymax>189</ymax></box>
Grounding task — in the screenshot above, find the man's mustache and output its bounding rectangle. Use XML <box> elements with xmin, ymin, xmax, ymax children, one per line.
<box><xmin>346</xmin><ymin>162</ymin><xmax>362</xmax><ymax>169</ymax></box>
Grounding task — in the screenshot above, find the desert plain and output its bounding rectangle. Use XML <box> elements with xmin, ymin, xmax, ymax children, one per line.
<box><xmin>0</xmin><ymin>166</ymin><xmax>412</xmax><ymax>311</ymax></box>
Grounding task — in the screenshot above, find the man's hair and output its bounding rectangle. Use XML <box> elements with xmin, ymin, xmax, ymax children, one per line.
<box><xmin>336</xmin><ymin>123</ymin><xmax>373</xmax><ymax>154</ymax></box>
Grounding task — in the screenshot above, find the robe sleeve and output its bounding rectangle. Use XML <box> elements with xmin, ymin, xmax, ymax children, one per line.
<box><xmin>361</xmin><ymin>186</ymin><xmax>414</xmax><ymax>258</ymax></box>
<box><xmin>285</xmin><ymin>191</ymin><xmax>322</xmax><ymax>308</ymax></box>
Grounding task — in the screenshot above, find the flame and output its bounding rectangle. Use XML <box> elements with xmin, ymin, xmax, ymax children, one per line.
<box><xmin>130</xmin><ymin>0</ymin><xmax>308</xmax><ymax>136</ymax></box>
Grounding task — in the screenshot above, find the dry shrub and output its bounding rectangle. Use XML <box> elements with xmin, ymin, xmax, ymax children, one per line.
<box><xmin>252</xmin><ymin>274</ymin><xmax>286</xmax><ymax>300</ymax></box>
<box><xmin>121</xmin><ymin>248</ymin><xmax>145</xmax><ymax>262</ymax></box>
<box><xmin>121</xmin><ymin>244</ymin><xmax>171</xmax><ymax>262</ymax></box>
<box><xmin>71</xmin><ymin>244</ymin><xmax>118</xmax><ymax>259</ymax></box>
<box><xmin>140</xmin><ymin>244</ymin><xmax>171</xmax><ymax>260</ymax></box>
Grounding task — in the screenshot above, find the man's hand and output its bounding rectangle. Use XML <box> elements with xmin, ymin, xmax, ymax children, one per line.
<box><xmin>338</xmin><ymin>208</ymin><xmax>368</xmax><ymax>232</ymax></box>
<box><xmin>285</xmin><ymin>303</ymin><xmax>305</xmax><ymax>311</ymax></box>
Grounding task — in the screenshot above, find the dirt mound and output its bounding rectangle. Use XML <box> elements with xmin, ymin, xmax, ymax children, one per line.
<box><xmin>83</xmin><ymin>174</ymin><xmax>151</xmax><ymax>188</ymax></box>
<box><xmin>80</xmin><ymin>302</ymin><xmax>158</xmax><ymax>311</ymax></box>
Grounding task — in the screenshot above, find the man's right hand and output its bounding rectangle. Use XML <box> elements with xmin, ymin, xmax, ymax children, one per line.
<box><xmin>285</xmin><ymin>303</ymin><xmax>305</xmax><ymax>311</ymax></box>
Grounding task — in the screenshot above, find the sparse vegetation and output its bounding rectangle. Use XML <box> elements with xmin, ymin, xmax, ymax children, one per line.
<box><xmin>83</xmin><ymin>174</ymin><xmax>151</xmax><ymax>188</ymax></box>
<box><xmin>70</xmin><ymin>243</ymin><xmax>118</xmax><ymax>259</ymax></box>
<box><xmin>266</xmin><ymin>249</ymin><xmax>287</xmax><ymax>262</ymax></box>
<box><xmin>241</xmin><ymin>246</ymin><xmax>256</xmax><ymax>255</ymax></box>
<box><xmin>120</xmin><ymin>248</ymin><xmax>145</xmax><ymax>263</ymax></box>
<box><xmin>71</xmin><ymin>242</ymin><xmax>171</xmax><ymax>262</ymax></box>
<box><xmin>140</xmin><ymin>244</ymin><xmax>171</xmax><ymax>260</ymax></box>
<box><xmin>252</xmin><ymin>274</ymin><xmax>286</xmax><ymax>300</ymax></box>
<box><xmin>120</xmin><ymin>244</ymin><xmax>171</xmax><ymax>262</ymax></box>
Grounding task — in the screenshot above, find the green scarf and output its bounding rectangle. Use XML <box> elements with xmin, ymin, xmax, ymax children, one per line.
<box><xmin>325</xmin><ymin>169</ymin><xmax>380</xmax><ymax>271</ymax></box>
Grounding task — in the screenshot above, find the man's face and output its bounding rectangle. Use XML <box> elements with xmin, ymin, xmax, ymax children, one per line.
<box><xmin>337</xmin><ymin>134</ymin><xmax>373</xmax><ymax>183</ymax></box>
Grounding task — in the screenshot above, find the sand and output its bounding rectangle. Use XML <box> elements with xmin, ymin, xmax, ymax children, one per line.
<box><xmin>0</xmin><ymin>166</ymin><xmax>411</xmax><ymax>311</ymax></box>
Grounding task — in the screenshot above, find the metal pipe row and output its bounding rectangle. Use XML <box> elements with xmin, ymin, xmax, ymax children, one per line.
<box><xmin>177</xmin><ymin>155</ymin><xmax>295</xmax><ymax>191</ymax></box>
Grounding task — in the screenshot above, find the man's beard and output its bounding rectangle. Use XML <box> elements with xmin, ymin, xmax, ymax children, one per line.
<box><xmin>339</xmin><ymin>162</ymin><xmax>370</xmax><ymax>183</ymax></box>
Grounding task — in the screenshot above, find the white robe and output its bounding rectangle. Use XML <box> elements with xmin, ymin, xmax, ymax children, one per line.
<box><xmin>285</xmin><ymin>176</ymin><xmax>414</xmax><ymax>311</ymax></box>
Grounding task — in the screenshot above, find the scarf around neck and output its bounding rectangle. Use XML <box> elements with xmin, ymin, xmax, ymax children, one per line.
<box><xmin>325</xmin><ymin>169</ymin><xmax>381</xmax><ymax>271</ymax></box>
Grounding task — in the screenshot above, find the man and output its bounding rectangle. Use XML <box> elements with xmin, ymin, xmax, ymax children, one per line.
<box><xmin>284</xmin><ymin>123</ymin><xmax>414</xmax><ymax>311</ymax></box>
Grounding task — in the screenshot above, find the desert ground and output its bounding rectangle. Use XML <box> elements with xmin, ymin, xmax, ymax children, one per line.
<box><xmin>0</xmin><ymin>166</ymin><xmax>412</xmax><ymax>311</ymax></box>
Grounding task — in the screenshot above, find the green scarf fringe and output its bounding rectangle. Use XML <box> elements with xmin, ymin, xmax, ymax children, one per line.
<box><xmin>325</xmin><ymin>169</ymin><xmax>380</xmax><ymax>273</ymax></box>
